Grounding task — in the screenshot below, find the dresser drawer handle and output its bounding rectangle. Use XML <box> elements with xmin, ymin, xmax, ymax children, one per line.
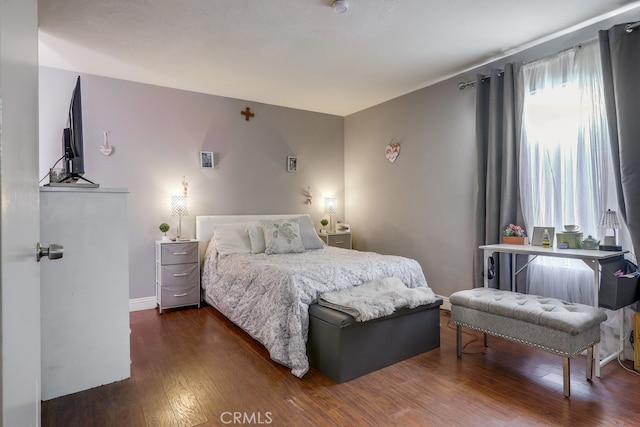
<box><xmin>172</xmin><ymin>252</ymin><xmax>188</xmax><ymax>255</ymax></box>
<box><xmin>173</xmin><ymin>293</ymin><xmax>188</xmax><ymax>297</ymax></box>
<box><xmin>173</xmin><ymin>272</ymin><xmax>188</xmax><ymax>277</ymax></box>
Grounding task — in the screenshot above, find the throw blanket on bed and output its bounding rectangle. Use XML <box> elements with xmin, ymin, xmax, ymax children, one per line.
<box><xmin>318</xmin><ymin>277</ymin><xmax>436</xmax><ymax>321</ymax></box>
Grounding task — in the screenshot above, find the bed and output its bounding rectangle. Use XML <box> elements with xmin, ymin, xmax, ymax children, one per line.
<box><xmin>196</xmin><ymin>214</ymin><xmax>439</xmax><ymax>378</ymax></box>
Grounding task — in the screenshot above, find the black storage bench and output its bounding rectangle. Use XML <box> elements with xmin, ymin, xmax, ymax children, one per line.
<box><xmin>307</xmin><ymin>298</ymin><xmax>443</xmax><ymax>383</ymax></box>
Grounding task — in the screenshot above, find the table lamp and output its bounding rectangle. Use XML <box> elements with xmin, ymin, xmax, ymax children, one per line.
<box><xmin>599</xmin><ymin>209</ymin><xmax>621</xmax><ymax>251</ymax></box>
<box><xmin>325</xmin><ymin>197</ymin><xmax>337</xmax><ymax>232</ymax></box>
<box><xmin>171</xmin><ymin>195</ymin><xmax>188</xmax><ymax>240</ymax></box>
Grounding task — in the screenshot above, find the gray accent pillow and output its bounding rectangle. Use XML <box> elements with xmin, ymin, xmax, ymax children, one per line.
<box><xmin>260</xmin><ymin>219</ymin><xmax>305</xmax><ymax>255</ymax></box>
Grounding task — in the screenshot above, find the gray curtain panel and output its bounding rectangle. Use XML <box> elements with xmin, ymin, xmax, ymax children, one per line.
<box><xmin>473</xmin><ymin>64</ymin><xmax>525</xmax><ymax>290</ymax></box>
<box><xmin>599</xmin><ymin>24</ymin><xmax>640</xmax><ymax>257</ymax></box>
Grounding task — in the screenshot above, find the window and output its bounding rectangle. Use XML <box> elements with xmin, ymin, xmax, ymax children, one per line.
<box><xmin>519</xmin><ymin>41</ymin><xmax>612</xmax><ymax>304</ymax></box>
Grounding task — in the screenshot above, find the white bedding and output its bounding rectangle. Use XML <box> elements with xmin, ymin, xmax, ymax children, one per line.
<box><xmin>201</xmin><ymin>241</ymin><xmax>435</xmax><ymax>377</ymax></box>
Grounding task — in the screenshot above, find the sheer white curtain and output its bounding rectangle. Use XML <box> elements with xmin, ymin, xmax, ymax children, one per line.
<box><xmin>518</xmin><ymin>40</ymin><xmax>612</xmax><ymax>305</ymax></box>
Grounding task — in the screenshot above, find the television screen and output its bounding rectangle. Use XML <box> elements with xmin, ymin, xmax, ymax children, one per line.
<box><xmin>63</xmin><ymin>76</ymin><xmax>84</xmax><ymax>176</ymax></box>
<box><xmin>53</xmin><ymin>76</ymin><xmax>98</xmax><ymax>187</ymax></box>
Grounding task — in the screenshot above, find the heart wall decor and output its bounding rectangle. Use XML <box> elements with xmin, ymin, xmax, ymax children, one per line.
<box><xmin>99</xmin><ymin>144</ymin><xmax>113</xmax><ymax>156</ymax></box>
<box><xmin>99</xmin><ymin>130</ymin><xmax>114</xmax><ymax>156</ymax></box>
<box><xmin>385</xmin><ymin>139</ymin><xmax>401</xmax><ymax>163</ymax></box>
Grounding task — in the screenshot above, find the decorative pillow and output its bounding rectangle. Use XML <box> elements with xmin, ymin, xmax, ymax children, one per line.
<box><xmin>213</xmin><ymin>223</ymin><xmax>252</xmax><ymax>255</ymax></box>
<box><xmin>260</xmin><ymin>219</ymin><xmax>305</xmax><ymax>255</ymax></box>
<box><xmin>292</xmin><ymin>215</ymin><xmax>325</xmax><ymax>250</ymax></box>
<box><xmin>247</xmin><ymin>224</ymin><xmax>266</xmax><ymax>254</ymax></box>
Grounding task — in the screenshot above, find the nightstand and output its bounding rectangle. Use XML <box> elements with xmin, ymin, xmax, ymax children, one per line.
<box><xmin>319</xmin><ymin>232</ymin><xmax>352</xmax><ymax>249</ymax></box>
<box><xmin>155</xmin><ymin>240</ymin><xmax>200</xmax><ymax>313</ymax></box>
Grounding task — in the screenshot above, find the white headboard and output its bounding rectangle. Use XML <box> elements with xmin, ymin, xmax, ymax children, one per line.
<box><xmin>195</xmin><ymin>214</ymin><xmax>308</xmax><ymax>261</ymax></box>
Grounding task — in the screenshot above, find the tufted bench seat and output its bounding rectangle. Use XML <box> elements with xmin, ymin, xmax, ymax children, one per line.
<box><xmin>450</xmin><ymin>288</ymin><xmax>607</xmax><ymax>397</ymax></box>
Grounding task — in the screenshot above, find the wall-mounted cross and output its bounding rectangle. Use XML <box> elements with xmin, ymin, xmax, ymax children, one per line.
<box><xmin>241</xmin><ymin>107</ymin><xmax>255</xmax><ymax>121</ymax></box>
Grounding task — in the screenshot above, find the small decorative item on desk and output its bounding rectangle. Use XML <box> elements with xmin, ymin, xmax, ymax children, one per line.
<box><xmin>502</xmin><ymin>224</ymin><xmax>528</xmax><ymax>245</ymax></box>
<box><xmin>541</xmin><ymin>229</ymin><xmax>551</xmax><ymax>248</ymax></box>
<box><xmin>320</xmin><ymin>219</ymin><xmax>329</xmax><ymax>234</ymax></box>
<box><xmin>556</xmin><ymin>225</ymin><xmax>583</xmax><ymax>249</ymax></box>
<box><xmin>581</xmin><ymin>235</ymin><xmax>600</xmax><ymax>250</ymax></box>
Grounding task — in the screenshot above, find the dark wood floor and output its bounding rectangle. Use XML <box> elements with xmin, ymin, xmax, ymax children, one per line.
<box><xmin>42</xmin><ymin>305</ymin><xmax>640</xmax><ymax>426</ymax></box>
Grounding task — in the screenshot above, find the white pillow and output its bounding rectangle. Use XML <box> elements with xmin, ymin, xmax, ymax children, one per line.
<box><xmin>260</xmin><ymin>219</ymin><xmax>305</xmax><ymax>255</ymax></box>
<box><xmin>247</xmin><ymin>224</ymin><xmax>266</xmax><ymax>254</ymax></box>
<box><xmin>213</xmin><ymin>223</ymin><xmax>252</xmax><ymax>255</ymax></box>
<box><xmin>293</xmin><ymin>215</ymin><xmax>325</xmax><ymax>250</ymax></box>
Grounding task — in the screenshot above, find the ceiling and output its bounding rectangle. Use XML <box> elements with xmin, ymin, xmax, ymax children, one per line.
<box><xmin>38</xmin><ymin>0</ymin><xmax>640</xmax><ymax>116</ymax></box>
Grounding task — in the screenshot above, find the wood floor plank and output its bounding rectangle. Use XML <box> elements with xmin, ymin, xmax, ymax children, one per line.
<box><xmin>42</xmin><ymin>305</ymin><xmax>640</xmax><ymax>427</ymax></box>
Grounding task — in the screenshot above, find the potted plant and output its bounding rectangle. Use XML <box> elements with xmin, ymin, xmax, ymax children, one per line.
<box><xmin>159</xmin><ymin>223</ymin><xmax>170</xmax><ymax>241</ymax></box>
<box><xmin>502</xmin><ymin>224</ymin><xmax>528</xmax><ymax>245</ymax></box>
<box><xmin>320</xmin><ymin>219</ymin><xmax>329</xmax><ymax>233</ymax></box>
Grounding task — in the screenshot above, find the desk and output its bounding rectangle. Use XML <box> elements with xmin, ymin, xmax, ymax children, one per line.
<box><xmin>480</xmin><ymin>243</ymin><xmax>627</xmax><ymax>377</ymax></box>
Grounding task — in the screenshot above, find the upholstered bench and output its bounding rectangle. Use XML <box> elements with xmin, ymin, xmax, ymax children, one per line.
<box><xmin>307</xmin><ymin>298</ymin><xmax>443</xmax><ymax>383</ymax></box>
<box><xmin>450</xmin><ymin>288</ymin><xmax>607</xmax><ymax>397</ymax></box>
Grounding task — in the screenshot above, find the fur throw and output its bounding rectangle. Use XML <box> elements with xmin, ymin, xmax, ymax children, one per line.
<box><xmin>318</xmin><ymin>277</ymin><xmax>436</xmax><ymax>322</ymax></box>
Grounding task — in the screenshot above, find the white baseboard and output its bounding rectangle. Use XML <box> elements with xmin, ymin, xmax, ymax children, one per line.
<box><xmin>437</xmin><ymin>295</ymin><xmax>451</xmax><ymax>311</ymax></box>
<box><xmin>129</xmin><ymin>297</ymin><xmax>156</xmax><ymax>312</ymax></box>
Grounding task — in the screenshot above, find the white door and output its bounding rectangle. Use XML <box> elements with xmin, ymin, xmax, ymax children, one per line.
<box><xmin>0</xmin><ymin>1</ymin><xmax>41</xmax><ymax>426</ymax></box>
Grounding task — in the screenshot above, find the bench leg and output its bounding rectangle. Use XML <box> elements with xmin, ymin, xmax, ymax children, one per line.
<box><xmin>563</xmin><ymin>357</ymin><xmax>571</xmax><ymax>398</ymax></box>
<box><xmin>586</xmin><ymin>346</ymin><xmax>594</xmax><ymax>381</ymax></box>
<box><xmin>456</xmin><ymin>324</ymin><xmax>462</xmax><ymax>357</ymax></box>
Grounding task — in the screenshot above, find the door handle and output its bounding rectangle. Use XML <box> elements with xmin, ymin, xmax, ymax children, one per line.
<box><xmin>37</xmin><ymin>242</ymin><xmax>64</xmax><ymax>262</ymax></box>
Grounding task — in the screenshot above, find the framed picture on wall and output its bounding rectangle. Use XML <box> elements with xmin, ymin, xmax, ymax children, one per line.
<box><xmin>200</xmin><ymin>151</ymin><xmax>214</xmax><ymax>169</ymax></box>
<box><xmin>287</xmin><ymin>156</ymin><xmax>297</xmax><ymax>172</ymax></box>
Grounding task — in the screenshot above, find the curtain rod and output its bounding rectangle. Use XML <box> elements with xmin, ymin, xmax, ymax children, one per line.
<box><xmin>457</xmin><ymin>38</ymin><xmax>594</xmax><ymax>91</ymax></box>
<box><xmin>457</xmin><ymin>80</ymin><xmax>476</xmax><ymax>90</ymax></box>
<box><xmin>458</xmin><ymin>71</ymin><xmax>504</xmax><ymax>90</ymax></box>
<box><xmin>459</xmin><ymin>23</ymin><xmax>638</xmax><ymax>90</ymax></box>
<box><xmin>625</xmin><ymin>21</ymin><xmax>640</xmax><ymax>32</ymax></box>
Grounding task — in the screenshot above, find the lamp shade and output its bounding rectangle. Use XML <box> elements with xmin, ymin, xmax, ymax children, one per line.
<box><xmin>324</xmin><ymin>198</ymin><xmax>337</xmax><ymax>214</ymax></box>
<box><xmin>171</xmin><ymin>195</ymin><xmax>189</xmax><ymax>217</ymax></box>
<box><xmin>599</xmin><ymin>209</ymin><xmax>620</xmax><ymax>229</ymax></box>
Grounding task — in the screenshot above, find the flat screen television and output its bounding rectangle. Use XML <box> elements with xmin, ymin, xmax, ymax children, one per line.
<box><xmin>55</xmin><ymin>76</ymin><xmax>98</xmax><ymax>187</ymax></box>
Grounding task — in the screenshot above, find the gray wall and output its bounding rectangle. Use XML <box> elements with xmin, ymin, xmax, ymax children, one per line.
<box><xmin>344</xmin><ymin>83</ymin><xmax>476</xmax><ymax>299</ymax></box>
<box><xmin>39</xmin><ymin>69</ymin><xmax>344</xmax><ymax>300</ymax></box>
<box><xmin>344</xmin><ymin>9</ymin><xmax>640</xmax><ymax>299</ymax></box>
